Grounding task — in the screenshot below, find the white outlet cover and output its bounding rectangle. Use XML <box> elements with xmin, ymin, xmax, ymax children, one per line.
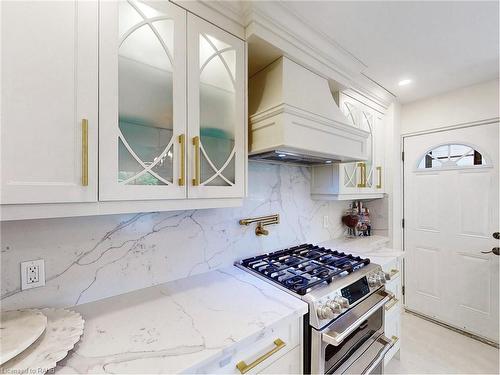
<box><xmin>21</xmin><ymin>260</ymin><xmax>45</xmax><ymax>290</ymax></box>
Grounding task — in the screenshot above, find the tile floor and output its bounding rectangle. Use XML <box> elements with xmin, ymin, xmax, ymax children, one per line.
<box><xmin>386</xmin><ymin>312</ymin><xmax>499</xmax><ymax>374</ymax></box>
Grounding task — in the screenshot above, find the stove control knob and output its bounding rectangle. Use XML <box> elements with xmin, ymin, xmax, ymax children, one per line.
<box><xmin>317</xmin><ymin>304</ymin><xmax>334</xmax><ymax>320</ymax></box>
<box><xmin>326</xmin><ymin>300</ymin><xmax>342</xmax><ymax>314</ymax></box>
<box><xmin>333</xmin><ymin>295</ymin><xmax>350</xmax><ymax>308</ymax></box>
<box><xmin>367</xmin><ymin>275</ymin><xmax>379</xmax><ymax>287</ymax></box>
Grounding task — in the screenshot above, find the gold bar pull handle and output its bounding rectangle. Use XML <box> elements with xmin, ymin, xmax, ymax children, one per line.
<box><xmin>376</xmin><ymin>166</ymin><xmax>382</xmax><ymax>189</ymax></box>
<box><xmin>357</xmin><ymin>162</ymin><xmax>364</xmax><ymax>188</ymax></box>
<box><xmin>236</xmin><ymin>339</ymin><xmax>286</xmax><ymax>374</ymax></box>
<box><xmin>178</xmin><ymin>134</ymin><xmax>185</xmax><ymax>186</ymax></box>
<box><xmin>385</xmin><ymin>297</ymin><xmax>399</xmax><ymax>311</ymax></box>
<box><xmin>363</xmin><ymin>163</ymin><xmax>367</xmax><ymax>187</ymax></box>
<box><xmin>192</xmin><ymin>136</ymin><xmax>200</xmax><ymax>186</ymax></box>
<box><xmin>386</xmin><ymin>268</ymin><xmax>399</xmax><ymax>280</ymax></box>
<box><xmin>81</xmin><ymin>119</ymin><xmax>88</xmax><ymax>186</ymax></box>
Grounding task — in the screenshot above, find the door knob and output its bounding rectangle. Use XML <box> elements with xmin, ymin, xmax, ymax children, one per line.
<box><xmin>493</xmin><ymin>232</ymin><xmax>500</xmax><ymax>240</ymax></box>
<box><xmin>482</xmin><ymin>247</ymin><xmax>500</xmax><ymax>255</ymax></box>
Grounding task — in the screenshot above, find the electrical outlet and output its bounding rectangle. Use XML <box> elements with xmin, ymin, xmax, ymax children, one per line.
<box><xmin>323</xmin><ymin>215</ymin><xmax>329</xmax><ymax>228</ymax></box>
<box><xmin>21</xmin><ymin>259</ymin><xmax>45</xmax><ymax>290</ymax></box>
<box><xmin>27</xmin><ymin>264</ymin><xmax>39</xmax><ymax>283</ymax></box>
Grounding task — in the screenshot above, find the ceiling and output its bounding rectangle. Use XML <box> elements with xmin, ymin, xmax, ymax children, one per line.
<box><xmin>284</xmin><ymin>1</ymin><xmax>499</xmax><ymax>103</ymax></box>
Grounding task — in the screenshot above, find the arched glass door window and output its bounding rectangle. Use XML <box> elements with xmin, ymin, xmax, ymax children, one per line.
<box><xmin>417</xmin><ymin>143</ymin><xmax>487</xmax><ymax>169</ymax></box>
<box><xmin>118</xmin><ymin>0</ymin><xmax>176</xmax><ymax>185</ymax></box>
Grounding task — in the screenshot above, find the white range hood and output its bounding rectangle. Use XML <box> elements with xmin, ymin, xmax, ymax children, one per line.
<box><xmin>248</xmin><ymin>57</ymin><xmax>369</xmax><ymax>165</ymax></box>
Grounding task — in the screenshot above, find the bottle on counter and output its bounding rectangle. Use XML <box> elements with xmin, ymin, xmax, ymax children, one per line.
<box><xmin>355</xmin><ymin>203</ymin><xmax>371</xmax><ymax>236</ymax></box>
<box><xmin>364</xmin><ymin>207</ymin><xmax>371</xmax><ymax>236</ymax></box>
<box><xmin>342</xmin><ymin>202</ymin><xmax>359</xmax><ymax>237</ymax></box>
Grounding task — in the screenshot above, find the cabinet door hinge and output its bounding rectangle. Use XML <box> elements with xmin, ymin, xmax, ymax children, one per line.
<box><xmin>401</xmin><ymin>218</ymin><xmax>405</xmax><ymax>228</ymax></box>
<box><xmin>401</xmin><ymin>151</ymin><xmax>405</xmax><ymax>162</ymax></box>
<box><xmin>402</xmin><ymin>286</ymin><xmax>405</xmax><ymax>296</ymax></box>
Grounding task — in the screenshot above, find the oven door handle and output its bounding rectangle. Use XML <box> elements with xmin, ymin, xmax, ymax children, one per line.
<box><xmin>363</xmin><ymin>335</ymin><xmax>393</xmax><ymax>374</ymax></box>
<box><xmin>322</xmin><ymin>292</ymin><xmax>391</xmax><ymax>346</ymax></box>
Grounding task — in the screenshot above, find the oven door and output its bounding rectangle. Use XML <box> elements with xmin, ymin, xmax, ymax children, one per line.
<box><xmin>331</xmin><ymin>333</ymin><xmax>393</xmax><ymax>374</ymax></box>
<box><xmin>311</xmin><ymin>290</ymin><xmax>392</xmax><ymax>374</ymax></box>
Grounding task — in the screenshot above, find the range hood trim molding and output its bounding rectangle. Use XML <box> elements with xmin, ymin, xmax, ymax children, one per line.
<box><xmin>249</xmin><ymin>102</ymin><xmax>370</xmax><ymax>138</ymax></box>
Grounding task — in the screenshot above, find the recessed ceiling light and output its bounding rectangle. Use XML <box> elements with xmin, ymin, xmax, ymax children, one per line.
<box><xmin>325</xmin><ymin>160</ymin><xmax>332</xmax><ymax>164</ymax></box>
<box><xmin>398</xmin><ymin>79</ymin><xmax>412</xmax><ymax>86</ymax></box>
<box><xmin>278</xmin><ymin>154</ymin><xmax>286</xmax><ymax>158</ymax></box>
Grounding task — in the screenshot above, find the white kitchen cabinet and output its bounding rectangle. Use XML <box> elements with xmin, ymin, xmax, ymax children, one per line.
<box><xmin>1</xmin><ymin>0</ymin><xmax>98</xmax><ymax>204</ymax></box>
<box><xmin>311</xmin><ymin>91</ymin><xmax>385</xmax><ymax>200</ymax></box>
<box><xmin>99</xmin><ymin>0</ymin><xmax>187</xmax><ymax>201</ymax></box>
<box><xmin>1</xmin><ymin>0</ymin><xmax>246</xmax><ymax>220</ymax></box>
<box><xmin>382</xmin><ymin>256</ymin><xmax>402</xmax><ymax>365</ymax></box>
<box><xmin>191</xmin><ymin>315</ymin><xmax>302</xmax><ymax>374</ymax></box>
<box><xmin>187</xmin><ymin>13</ymin><xmax>246</xmax><ymax>199</ymax></box>
<box><xmin>259</xmin><ymin>345</ymin><xmax>302</xmax><ymax>374</ymax></box>
<box><xmin>99</xmin><ymin>1</ymin><xmax>245</xmax><ymax>201</ymax></box>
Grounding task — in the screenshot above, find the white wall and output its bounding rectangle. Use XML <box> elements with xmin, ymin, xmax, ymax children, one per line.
<box><xmin>401</xmin><ymin>79</ymin><xmax>499</xmax><ymax>134</ymax></box>
<box><xmin>385</xmin><ymin>102</ymin><xmax>403</xmax><ymax>251</ymax></box>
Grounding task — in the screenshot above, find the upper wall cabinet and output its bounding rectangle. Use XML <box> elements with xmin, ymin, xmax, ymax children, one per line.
<box><xmin>99</xmin><ymin>1</ymin><xmax>245</xmax><ymax>201</ymax></box>
<box><xmin>1</xmin><ymin>0</ymin><xmax>246</xmax><ymax>220</ymax></box>
<box><xmin>187</xmin><ymin>14</ymin><xmax>246</xmax><ymax>199</ymax></box>
<box><xmin>311</xmin><ymin>92</ymin><xmax>386</xmax><ymax>200</ymax></box>
<box><xmin>99</xmin><ymin>0</ymin><xmax>187</xmax><ymax>201</ymax></box>
<box><xmin>1</xmin><ymin>1</ymin><xmax>98</xmax><ymax>204</ymax></box>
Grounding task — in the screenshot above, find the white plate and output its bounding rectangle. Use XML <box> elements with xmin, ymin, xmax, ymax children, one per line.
<box><xmin>0</xmin><ymin>310</ymin><xmax>47</xmax><ymax>365</ymax></box>
<box><xmin>0</xmin><ymin>308</ymin><xmax>84</xmax><ymax>374</ymax></box>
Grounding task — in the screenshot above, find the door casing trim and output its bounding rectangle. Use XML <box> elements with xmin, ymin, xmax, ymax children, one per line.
<box><xmin>400</xmin><ymin>118</ymin><xmax>500</xmax><ymax>307</ymax></box>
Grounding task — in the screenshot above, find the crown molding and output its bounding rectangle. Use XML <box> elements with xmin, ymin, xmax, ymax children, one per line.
<box><xmin>191</xmin><ymin>0</ymin><xmax>396</xmax><ymax>108</ymax></box>
<box><xmin>170</xmin><ymin>0</ymin><xmax>246</xmax><ymax>39</ymax></box>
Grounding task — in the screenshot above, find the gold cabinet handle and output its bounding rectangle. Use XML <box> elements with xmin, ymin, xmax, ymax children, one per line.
<box><xmin>386</xmin><ymin>269</ymin><xmax>399</xmax><ymax>280</ymax></box>
<box><xmin>192</xmin><ymin>136</ymin><xmax>200</xmax><ymax>186</ymax></box>
<box><xmin>363</xmin><ymin>163</ymin><xmax>367</xmax><ymax>187</ymax></box>
<box><xmin>357</xmin><ymin>162</ymin><xmax>365</xmax><ymax>188</ymax></box>
<box><xmin>236</xmin><ymin>338</ymin><xmax>286</xmax><ymax>374</ymax></box>
<box><xmin>376</xmin><ymin>166</ymin><xmax>382</xmax><ymax>189</ymax></box>
<box><xmin>178</xmin><ymin>134</ymin><xmax>185</xmax><ymax>186</ymax></box>
<box><xmin>385</xmin><ymin>296</ymin><xmax>399</xmax><ymax>311</ymax></box>
<box><xmin>81</xmin><ymin>119</ymin><xmax>88</xmax><ymax>186</ymax></box>
<box><xmin>391</xmin><ymin>335</ymin><xmax>400</xmax><ymax>345</ymax></box>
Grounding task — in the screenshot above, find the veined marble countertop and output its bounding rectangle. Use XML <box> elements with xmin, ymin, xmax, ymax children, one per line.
<box><xmin>319</xmin><ymin>235</ymin><xmax>404</xmax><ymax>267</ymax></box>
<box><xmin>55</xmin><ymin>267</ymin><xmax>308</xmax><ymax>374</ymax></box>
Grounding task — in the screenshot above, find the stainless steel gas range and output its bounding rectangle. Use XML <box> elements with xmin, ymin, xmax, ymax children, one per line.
<box><xmin>236</xmin><ymin>243</ymin><xmax>394</xmax><ymax>374</ymax></box>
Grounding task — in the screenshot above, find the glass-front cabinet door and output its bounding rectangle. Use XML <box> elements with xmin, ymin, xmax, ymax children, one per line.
<box><xmin>338</xmin><ymin>99</ymin><xmax>367</xmax><ymax>193</ymax></box>
<box><xmin>187</xmin><ymin>14</ymin><xmax>245</xmax><ymax>199</ymax></box>
<box><xmin>99</xmin><ymin>0</ymin><xmax>187</xmax><ymax>201</ymax></box>
<box><xmin>360</xmin><ymin>109</ymin><xmax>375</xmax><ymax>190</ymax></box>
<box><xmin>338</xmin><ymin>93</ymin><xmax>384</xmax><ymax>195</ymax></box>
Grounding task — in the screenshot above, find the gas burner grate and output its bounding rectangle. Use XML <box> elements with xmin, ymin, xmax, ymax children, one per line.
<box><xmin>239</xmin><ymin>244</ymin><xmax>370</xmax><ymax>295</ymax></box>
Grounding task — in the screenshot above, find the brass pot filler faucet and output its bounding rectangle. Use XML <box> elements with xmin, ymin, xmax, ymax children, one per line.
<box><xmin>239</xmin><ymin>214</ymin><xmax>280</xmax><ymax>236</ymax></box>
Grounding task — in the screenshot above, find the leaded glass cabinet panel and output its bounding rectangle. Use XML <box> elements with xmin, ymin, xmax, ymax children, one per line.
<box><xmin>187</xmin><ymin>14</ymin><xmax>245</xmax><ymax>198</ymax></box>
<box><xmin>100</xmin><ymin>0</ymin><xmax>187</xmax><ymax>200</ymax></box>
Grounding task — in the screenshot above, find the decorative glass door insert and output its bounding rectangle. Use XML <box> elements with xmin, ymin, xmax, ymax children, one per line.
<box><xmin>99</xmin><ymin>0</ymin><xmax>186</xmax><ymax>200</ymax></box>
<box><xmin>339</xmin><ymin>96</ymin><xmax>376</xmax><ymax>191</ymax></box>
<box><xmin>118</xmin><ymin>0</ymin><xmax>175</xmax><ymax>185</ymax></box>
<box><xmin>198</xmin><ymin>34</ymin><xmax>236</xmax><ymax>186</ymax></box>
<box><xmin>187</xmin><ymin>14</ymin><xmax>245</xmax><ymax>198</ymax></box>
<box><xmin>360</xmin><ymin>110</ymin><xmax>375</xmax><ymax>188</ymax></box>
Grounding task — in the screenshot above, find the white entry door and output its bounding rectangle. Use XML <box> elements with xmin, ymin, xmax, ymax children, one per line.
<box><xmin>404</xmin><ymin>122</ymin><xmax>499</xmax><ymax>343</ymax></box>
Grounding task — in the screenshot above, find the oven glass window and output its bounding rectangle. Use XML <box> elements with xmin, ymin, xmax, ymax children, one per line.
<box><xmin>324</xmin><ymin>307</ymin><xmax>382</xmax><ymax>374</ymax></box>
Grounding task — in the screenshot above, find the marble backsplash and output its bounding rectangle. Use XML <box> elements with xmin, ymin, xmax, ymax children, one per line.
<box><xmin>1</xmin><ymin>163</ymin><xmax>349</xmax><ymax>310</ymax></box>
